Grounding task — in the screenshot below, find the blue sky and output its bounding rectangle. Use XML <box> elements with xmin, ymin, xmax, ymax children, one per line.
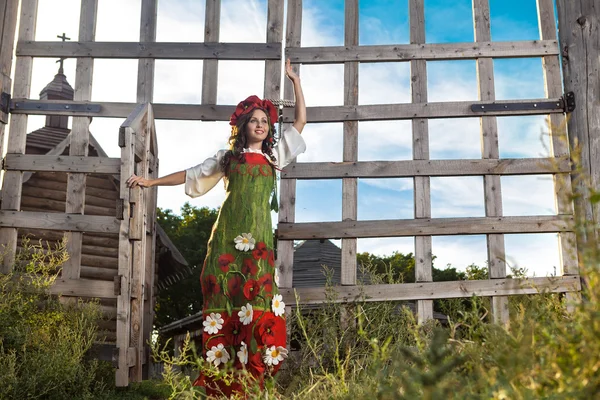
<box><xmin>22</xmin><ymin>0</ymin><xmax>564</xmax><ymax>277</ymax></box>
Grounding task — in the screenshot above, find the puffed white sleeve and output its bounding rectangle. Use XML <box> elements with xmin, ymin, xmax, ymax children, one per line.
<box><xmin>274</xmin><ymin>125</ymin><xmax>307</xmax><ymax>169</ymax></box>
<box><xmin>184</xmin><ymin>149</ymin><xmax>228</xmax><ymax>198</ymax></box>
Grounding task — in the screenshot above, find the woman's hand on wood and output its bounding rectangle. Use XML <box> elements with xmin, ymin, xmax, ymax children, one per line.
<box><xmin>285</xmin><ymin>58</ymin><xmax>299</xmax><ymax>82</ymax></box>
<box><xmin>127</xmin><ymin>174</ymin><xmax>152</xmax><ymax>188</ymax></box>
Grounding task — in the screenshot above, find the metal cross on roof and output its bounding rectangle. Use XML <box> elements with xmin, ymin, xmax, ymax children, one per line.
<box><xmin>56</xmin><ymin>32</ymin><xmax>71</xmax><ymax>74</ymax></box>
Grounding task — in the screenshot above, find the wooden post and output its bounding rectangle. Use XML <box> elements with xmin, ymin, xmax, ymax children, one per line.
<box><xmin>0</xmin><ymin>0</ymin><xmax>19</xmax><ymax>157</ymax></box>
<box><xmin>63</xmin><ymin>0</ymin><xmax>98</xmax><ymax>280</ymax></box>
<box><xmin>202</xmin><ymin>0</ymin><xmax>221</xmax><ymax>104</ymax></box>
<box><xmin>473</xmin><ymin>0</ymin><xmax>509</xmax><ymax>325</ymax></box>
<box><xmin>278</xmin><ymin>0</ymin><xmax>302</xmax><ymax>289</ymax></box>
<box><xmin>264</xmin><ymin>0</ymin><xmax>284</xmax><ymax>99</ymax></box>
<box><xmin>0</xmin><ymin>0</ymin><xmax>38</xmax><ymax>273</ymax></box>
<box><xmin>410</xmin><ymin>0</ymin><xmax>433</xmax><ymax>323</ymax></box>
<box><xmin>137</xmin><ymin>0</ymin><xmax>158</xmax><ymax>380</ymax></box>
<box><xmin>341</xmin><ymin>0</ymin><xmax>358</xmax><ymax>286</ymax></box>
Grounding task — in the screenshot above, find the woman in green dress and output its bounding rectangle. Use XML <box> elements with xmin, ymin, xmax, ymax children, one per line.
<box><xmin>127</xmin><ymin>60</ymin><xmax>306</xmax><ymax>397</ymax></box>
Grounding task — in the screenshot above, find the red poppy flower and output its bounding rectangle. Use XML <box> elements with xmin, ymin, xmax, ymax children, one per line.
<box><xmin>242</xmin><ymin>258</ymin><xmax>258</xmax><ymax>275</ymax></box>
<box><xmin>252</xmin><ymin>242</ymin><xmax>268</xmax><ymax>261</ymax></box>
<box><xmin>254</xmin><ymin>313</ymin><xmax>286</xmax><ymax>347</ymax></box>
<box><xmin>218</xmin><ymin>253</ymin><xmax>235</xmax><ymax>273</ymax></box>
<box><xmin>227</xmin><ymin>275</ymin><xmax>243</xmax><ymax>297</ymax></box>
<box><xmin>258</xmin><ymin>273</ymin><xmax>273</xmax><ymax>293</ymax></box>
<box><xmin>248</xmin><ymin>350</ymin><xmax>266</xmax><ymax>375</ymax></box>
<box><xmin>202</xmin><ymin>275</ymin><xmax>220</xmax><ymax>299</ymax></box>
<box><xmin>268</xmin><ymin>250</ymin><xmax>275</xmax><ymax>267</ymax></box>
<box><xmin>243</xmin><ymin>279</ymin><xmax>261</xmax><ymax>301</ymax></box>
<box><xmin>222</xmin><ymin>316</ymin><xmax>248</xmax><ymax>346</ymax></box>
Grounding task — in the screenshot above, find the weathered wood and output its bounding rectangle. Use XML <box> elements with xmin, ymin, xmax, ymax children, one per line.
<box><xmin>17</xmin><ymin>41</ymin><xmax>281</xmax><ymax>59</ymax></box>
<box><xmin>0</xmin><ymin>0</ymin><xmax>19</xmax><ymax>149</ymax></box>
<box><xmin>21</xmin><ymin>186</ymin><xmax>116</xmax><ymax>209</ymax></box>
<box><xmin>137</xmin><ymin>0</ymin><xmax>157</xmax><ymax>104</ymax></box>
<box><xmin>278</xmin><ymin>0</ymin><xmax>302</xmax><ymax>289</ymax></box>
<box><xmin>202</xmin><ymin>0</ymin><xmax>221</xmax><ymax>104</ymax></box>
<box><xmin>410</xmin><ymin>0</ymin><xmax>433</xmax><ymax>323</ymax></box>
<box><xmin>0</xmin><ymin>0</ymin><xmax>38</xmax><ymax>272</ymax></box>
<box><xmin>80</xmin><ymin>253</ymin><xmax>118</xmax><ymax>269</ymax></box>
<box><xmin>473</xmin><ymin>0</ymin><xmax>508</xmax><ymax>325</ymax></box>
<box><xmin>20</xmin><ymin>197</ymin><xmax>114</xmax><ymax>216</ymax></box>
<box><xmin>81</xmin><ymin>265</ymin><xmax>118</xmax><ymax>280</ymax></box>
<box><xmin>0</xmin><ymin>211</ymin><xmax>120</xmax><ymax>233</ymax></box>
<box><xmin>284</xmin><ymin>40</ymin><xmax>559</xmax><ymax>64</ymax></box>
<box><xmin>25</xmin><ymin>177</ymin><xmax>119</xmax><ymax>201</ymax></box>
<box><xmin>543</xmin><ymin>0</ymin><xmax>582</xmax><ymax>281</ymax></box>
<box><xmin>28</xmin><ymin>171</ymin><xmax>118</xmax><ymax>191</ymax></box>
<box><xmin>264</xmin><ymin>0</ymin><xmax>284</xmax><ymax>99</ymax></box>
<box><xmin>341</xmin><ymin>0</ymin><xmax>359</xmax><ymax>286</ymax></box>
<box><xmin>278</xmin><ymin>215</ymin><xmax>572</xmax><ymax>240</ymax></box>
<box><xmin>281</xmin><ymin>158</ymin><xmax>570</xmax><ymax>179</ymax></box>
<box><xmin>4</xmin><ymin>154</ymin><xmax>121</xmax><ymax>174</ymax></box>
<box><xmin>280</xmin><ymin>275</ymin><xmax>581</xmax><ymax>305</ymax></box>
<box><xmin>50</xmin><ymin>278</ymin><xmax>116</xmax><ymax>299</ymax></box>
<box><xmin>82</xmin><ymin>244</ymin><xmax>119</xmax><ymax>258</ymax></box>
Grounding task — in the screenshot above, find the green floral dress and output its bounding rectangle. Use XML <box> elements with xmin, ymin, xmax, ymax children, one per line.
<box><xmin>185</xmin><ymin>127</ymin><xmax>306</xmax><ymax>396</ymax></box>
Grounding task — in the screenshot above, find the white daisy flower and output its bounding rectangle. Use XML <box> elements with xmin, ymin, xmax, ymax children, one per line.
<box><xmin>237</xmin><ymin>341</ymin><xmax>248</xmax><ymax>365</ymax></box>
<box><xmin>274</xmin><ymin>267</ymin><xmax>280</xmax><ymax>286</ymax></box>
<box><xmin>203</xmin><ymin>312</ymin><xmax>224</xmax><ymax>335</ymax></box>
<box><xmin>234</xmin><ymin>233</ymin><xmax>255</xmax><ymax>252</ymax></box>
<box><xmin>272</xmin><ymin>294</ymin><xmax>285</xmax><ymax>317</ymax></box>
<box><xmin>238</xmin><ymin>304</ymin><xmax>253</xmax><ymax>325</ymax></box>
<box><xmin>263</xmin><ymin>345</ymin><xmax>288</xmax><ymax>366</ymax></box>
<box><xmin>206</xmin><ymin>343</ymin><xmax>230</xmax><ymax>366</ymax></box>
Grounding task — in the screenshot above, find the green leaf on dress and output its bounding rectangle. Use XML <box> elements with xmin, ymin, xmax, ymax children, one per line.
<box><xmin>250</xmin><ymin>337</ymin><xmax>258</xmax><ymax>354</ymax></box>
<box><xmin>225</xmin><ymin>300</ymin><xmax>232</xmax><ymax>316</ymax></box>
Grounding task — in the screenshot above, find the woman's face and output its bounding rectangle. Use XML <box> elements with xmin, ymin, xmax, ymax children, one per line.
<box><xmin>245</xmin><ymin>109</ymin><xmax>269</xmax><ymax>145</ymax></box>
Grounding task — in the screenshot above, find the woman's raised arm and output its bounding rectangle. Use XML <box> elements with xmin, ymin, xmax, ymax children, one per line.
<box><xmin>285</xmin><ymin>58</ymin><xmax>306</xmax><ymax>134</ymax></box>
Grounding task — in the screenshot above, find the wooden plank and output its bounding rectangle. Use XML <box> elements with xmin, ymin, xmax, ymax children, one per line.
<box><xmin>280</xmin><ymin>275</ymin><xmax>581</xmax><ymax>305</ymax></box>
<box><xmin>64</xmin><ymin>0</ymin><xmax>98</xmax><ymax>281</ymax></box>
<box><xmin>137</xmin><ymin>0</ymin><xmax>157</xmax><ymax>104</ymax></box>
<box><xmin>278</xmin><ymin>215</ymin><xmax>572</xmax><ymax>240</ymax></box>
<box><xmin>0</xmin><ymin>0</ymin><xmax>19</xmax><ymax>126</ymax></box>
<box><xmin>409</xmin><ymin>0</ymin><xmax>433</xmax><ymax>323</ymax></box>
<box><xmin>341</xmin><ymin>0</ymin><xmax>358</xmax><ymax>286</ymax></box>
<box><xmin>284</xmin><ymin>40</ymin><xmax>559</xmax><ymax>64</ymax></box>
<box><xmin>4</xmin><ymin>154</ymin><xmax>121</xmax><ymax>174</ymax></box>
<box><xmin>281</xmin><ymin>158</ymin><xmax>571</xmax><ymax>179</ymax></box>
<box><xmin>202</xmin><ymin>0</ymin><xmax>221</xmax><ymax>104</ymax></box>
<box><xmin>50</xmin><ymin>278</ymin><xmax>117</xmax><ymax>299</ymax></box>
<box><xmin>264</xmin><ymin>0</ymin><xmax>284</xmax><ymax>99</ymax></box>
<box><xmin>0</xmin><ymin>211</ymin><xmax>120</xmax><ymax>233</ymax></box>
<box><xmin>16</xmin><ymin>41</ymin><xmax>281</xmax><ymax>59</ymax></box>
<box><xmin>277</xmin><ymin>0</ymin><xmax>302</xmax><ymax>289</ymax></box>
<box><xmin>541</xmin><ymin>0</ymin><xmax>580</xmax><ymax>280</ymax></box>
<box><xmin>116</xmin><ymin>126</ymin><xmax>134</xmax><ymax>387</ymax></box>
<box><xmin>473</xmin><ymin>0</ymin><xmax>508</xmax><ymax>325</ymax></box>
<box><xmin>0</xmin><ymin>0</ymin><xmax>38</xmax><ymax>273</ymax></box>
<box><xmin>9</xmin><ymin>97</ymin><xmax>567</xmax><ymax>121</ymax></box>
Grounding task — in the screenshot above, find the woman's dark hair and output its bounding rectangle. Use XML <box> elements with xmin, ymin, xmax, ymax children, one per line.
<box><xmin>220</xmin><ymin>110</ymin><xmax>278</xmax><ymax>176</ymax></box>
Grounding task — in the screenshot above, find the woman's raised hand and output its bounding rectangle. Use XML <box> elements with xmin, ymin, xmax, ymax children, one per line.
<box><xmin>285</xmin><ymin>58</ymin><xmax>299</xmax><ymax>82</ymax></box>
<box><xmin>126</xmin><ymin>174</ymin><xmax>152</xmax><ymax>188</ymax></box>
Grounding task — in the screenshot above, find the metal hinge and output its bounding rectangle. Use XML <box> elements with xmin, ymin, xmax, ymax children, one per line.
<box><xmin>10</xmin><ymin>100</ymin><xmax>101</xmax><ymax>113</ymax></box>
<box><xmin>472</xmin><ymin>91</ymin><xmax>575</xmax><ymax>114</ymax></box>
<box><xmin>0</xmin><ymin>92</ymin><xmax>11</xmax><ymax>123</ymax></box>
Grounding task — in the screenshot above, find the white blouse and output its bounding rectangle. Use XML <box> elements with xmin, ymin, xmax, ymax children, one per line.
<box><xmin>185</xmin><ymin>125</ymin><xmax>306</xmax><ymax>198</ymax></box>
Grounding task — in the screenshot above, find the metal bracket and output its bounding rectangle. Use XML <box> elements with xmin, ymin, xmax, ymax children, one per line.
<box><xmin>562</xmin><ymin>91</ymin><xmax>576</xmax><ymax>112</ymax></box>
<box><xmin>0</xmin><ymin>92</ymin><xmax>11</xmax><ymax>123</ymax></box>
<box><xmin>471</xmin><ymin>92</ymin><xmax>575</xmax><ymax>114</ymax></box>
<box><xmin>11</xmin><ymin>100</ymin><xmax>101</xmax><ymax>113</ymax></box>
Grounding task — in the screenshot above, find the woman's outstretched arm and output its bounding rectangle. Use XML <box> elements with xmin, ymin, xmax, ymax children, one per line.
<box><xmin>126</xmin><ymin>170</ymin><xmax>185</xmax><ymax>188</ymax></box>
<box><xmin>286</xmin><ymin>58</ymin><xmax>306</xmax><ymax>134</ymax></box>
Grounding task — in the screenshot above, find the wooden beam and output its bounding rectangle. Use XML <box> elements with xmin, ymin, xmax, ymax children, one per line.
<box><xmin>0</xmin><ymin>211</ymin><xmax>120</xmax><ymax>233</ymax></box>
<box><xmin>280</xmin><ymin>275</ymin><xmax>581</xmax><ymax>305</ymax></box>
<box><xmin>281</xmin><ymin>158</ymin><xmax>571</xmax><ymax>179</ymax></box>
<box><xmin>202</xmin><ymin>0</ymin><xmax>221</xmax><ymax>104</ymax></box>
<box><xmin>277</xmin><ymin>0</ymin><xmax>302</xmax><ymax>289</ymax></box>
<box><xmin>4</xmin><ymin>154</ymin><xmax>121</xmax><ymax>174</ymax></box>
<box><xmin>410</xmin><ymin>0</ymin><xmax>433</xmax><ymax>323</ymax></box>
<box><xmin>278</xmin><ymin>215</ymin><xmax>572</xmax><ymax>240</ymax></box>
<box><xmin>50</xmin><ymin>278</ymin><xmax>116</xmax><ymax>299</ymax></box>
<box><xmin>341</xmin><ymin>0</ymin><xmax>359</xmax><ymax>286</ymax></box>
<box><xmin>9</xmin><ymin>97</ymin><xmax>567</xmax><ymax>121</ymax></box>
<box><xmin>0</xmin><ymin>0</ymin><xmax>19</xmax><ymax>147</ymax></box>
<box><xmin>16</xmin><ymin>41</ymin><xmax>281</xmax><ymax>59</ymax></box>
<box><xmin>137</xmin><ymin>0</ymin><xmax>157</xmax><ymax>104</ymax></box>
<box><xmin>0</xmin><ymin>0</ymin><xmax>38</xmax><ymax>273</ymax></box>
<box><xmin>263</xmin><ymin>0</ymin><xmax>284</xmax><ymax>99</ymax></box>
<box><xmin>284</xmin><ymin>40</ymin><xmax>559</xmax><ymax>63</ymax></box>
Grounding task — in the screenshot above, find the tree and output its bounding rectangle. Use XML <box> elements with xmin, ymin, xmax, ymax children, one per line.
<box><xmin>154</xmin><ymin>203</ymin><xmax>218</xmax><ymax>329</ymax></box>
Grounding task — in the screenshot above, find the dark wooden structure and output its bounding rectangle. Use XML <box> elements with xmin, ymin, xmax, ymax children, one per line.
<box><xmin>1</xmin><ymin>0</ymin><xmax>598</xmax><ymax>385</ymax></box>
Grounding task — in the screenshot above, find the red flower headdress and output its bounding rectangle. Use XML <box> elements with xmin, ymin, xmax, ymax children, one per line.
<box><xmin>230</xmin><ymin>95</ymin><xmax>278</xmax><ymax>127</ymax></box>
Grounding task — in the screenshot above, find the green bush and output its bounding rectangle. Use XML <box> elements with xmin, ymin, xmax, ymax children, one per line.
<box><xmin>0</xmin><ymin>238</ymin><xmax>113</xmax><ymax>400</ymax></box>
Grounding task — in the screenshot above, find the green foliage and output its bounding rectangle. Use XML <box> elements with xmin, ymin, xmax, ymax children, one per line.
<box><xmin>154</xmin><ymin>204</ymin><xmax>218</xmax><ymax>330</ymax></box>
<box><xmin>0</xmin><ymin>238</ymin><xmax>113</xmax><ymax>400</ymax></box>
